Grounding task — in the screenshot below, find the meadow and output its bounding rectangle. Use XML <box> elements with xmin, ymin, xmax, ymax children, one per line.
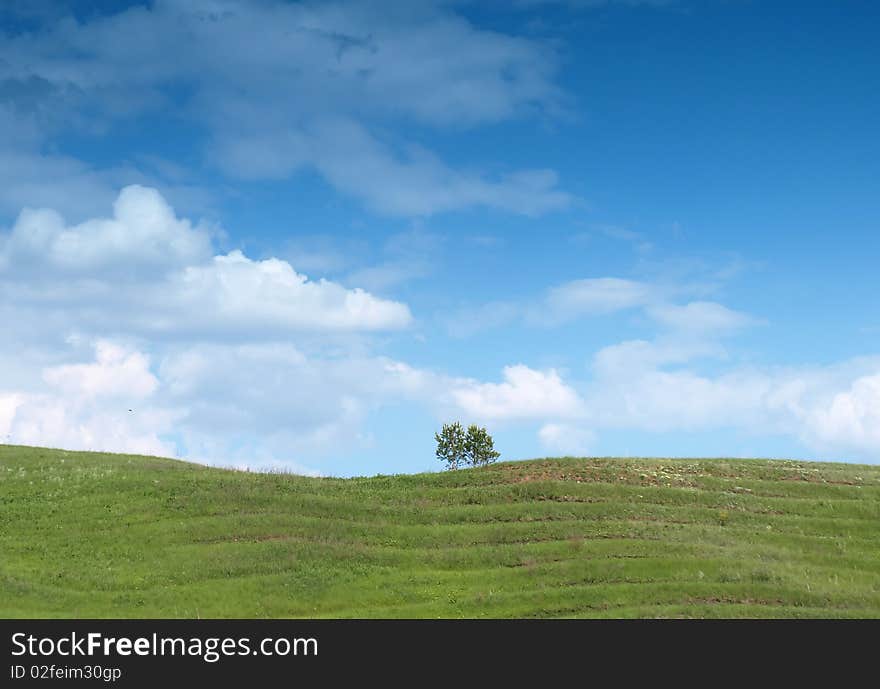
<box><xmin>1</xmin><ymin>444</ymin><xmax>879</xmax><ymax>618</ymax></box>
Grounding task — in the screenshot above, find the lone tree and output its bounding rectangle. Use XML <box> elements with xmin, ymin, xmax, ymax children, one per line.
<box><xmin>464</xmin><ymin>424</ymin><xmax>500</xmax><ymax>467</ymax></box>
<box><xmin>435</xmin><ymin>422</ymin><xmax>500</xmax><ymax>470</ymax></box>
<box><xmin>435</xmin><ymin>421</ymin><xmax>466</xmax><ymax>470</ymax></box>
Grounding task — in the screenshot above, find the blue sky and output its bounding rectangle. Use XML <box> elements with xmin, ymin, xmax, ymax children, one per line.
<box><xmin>0</xmin><ymin>0</ymin><xmax>878</xmax><ymax>475</ymax></box>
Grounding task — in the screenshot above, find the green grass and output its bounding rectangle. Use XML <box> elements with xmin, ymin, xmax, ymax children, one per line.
<box><xmin>2</xmin><ymin>444</ymin><xmax>879</xmax><ymax>618</ymax></box>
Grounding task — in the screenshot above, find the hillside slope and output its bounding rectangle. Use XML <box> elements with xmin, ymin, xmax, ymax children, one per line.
<box><xmin>1</xmin><ymin>444</ymin><xmax>879</xmax><ymax>618</ymax></box>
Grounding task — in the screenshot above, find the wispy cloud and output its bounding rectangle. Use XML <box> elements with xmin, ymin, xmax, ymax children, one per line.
<box><xmin>0</xmin><ymin>0</ymin><xmax>572</xmax><ymax>218</ymax></box>
<box><xmin>444</xmin><ymin>274</ymin><xmax>751</xmax><ymax>335</ymax></box>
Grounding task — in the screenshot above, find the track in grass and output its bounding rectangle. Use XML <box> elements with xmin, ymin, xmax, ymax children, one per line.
<box><xmin>1</xmin><ymin>444</ymin><xmax>879</xmax><ymax>618</ymax></box>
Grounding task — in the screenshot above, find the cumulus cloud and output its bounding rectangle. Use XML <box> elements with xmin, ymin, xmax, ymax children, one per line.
<box><xmin>0</xmin><ymin>338</ymin><xmax>446</xmax><ymax>472</ymax></box>
<box><xmin>1</xmin><ymin>185</ymin><xmax>212</xmax><ymax>273</ymax></box>
<box><xmin>582</xmin><ymin>335</ymin><xmax>880</xmax><ymax>458</ymax></box>
<box><xmin>0</xmin><ymin>393</ymin><xmax>23</xmax><ymax>440</ymax></box>
<box><xmin>1</xmin><ymin>341</ymin><xmax>177</xmax><ymax>457</ymax></box>
<box><xmin>168</xmin><ymin>250</ymin><xmax>412</xmax><ymax>332</ymax></box>
<box><xmin>156</xmin><ymin>344</ymin><xmax>453</xmax><ymax>472</ymax></box>
<box><xmin>0</xmin><ymin>183</ymin><xmax>426</xmax><ymax>473</ymax></box>
<box><xmin>158</xmin><ymin>343</ymin><xmax>436</xmax><ymax>437</ymax></box>
<box><xmin>42</xmin><ymin>341</ymin><xmax>159</xmax><ymax>400</ymax></box>
<box><xmin>0</xmin><ymin>186</ymin><xmax>419</xmax><ymax>472</ymax></box>
<box><xmin>448</xmin><ymin>315</ymin><xmax>880</xmax><ymax>461</ymax></box>
<box><xmin>451</xmin><ymin>364</ymin><xmax>585</xmax><ymax>421</ymax></box>
<box><xmin>4</xmin><ymin>252</ymin><xmax>880</xmax><ymax>468</ymax></box>
<box><xmin>587</xmin><ymin>368</ymin><xmax>778</xmax><ymax>432</ymax></box>
<box><xmin>0</xmin><ymin>186</ymin><xmax>412</xmax><ymax>335</ymax></box>
<box><xmin>804</xmin><ymin>373</ymin><xmax>880</xmax><ymax>455</ymax></box>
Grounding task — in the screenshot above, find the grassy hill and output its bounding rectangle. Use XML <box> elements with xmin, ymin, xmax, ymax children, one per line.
<box><xmin>1</xmin><ymin>444</ymin><xmax>879</xmax><ymax>618</ymax></box>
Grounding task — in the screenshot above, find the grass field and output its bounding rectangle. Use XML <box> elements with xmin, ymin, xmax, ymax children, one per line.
<box><xmin>1</xmin><ymin>444</ymin><xmax>879</xmax><ymax>618</ymax></box>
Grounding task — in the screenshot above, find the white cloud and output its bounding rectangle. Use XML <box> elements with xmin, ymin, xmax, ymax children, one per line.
<box><xmin>447</xmin><ymin>277</ymin><xmax>657</xmax><ymax>335</ymax></box>
<box><xmin>2</xmin><ymin>180</ymin><xmax>878</xmax><ymax>467</ymax></box>
<box><xmin>168</xmin><ymin>250</ymin><xmax>412</xmax><ymax>332</ymax></box>
<box><xmin>585</xmin><ymin>329</ymin><xmax>790</xmax><ymax>433</ymax></box>
<box><xmin>448</xmin><ymin>278</ymin><xmax>743</xmax><ymax>335</ymax></box>
<box><xmin>0</xmin><ymin>338</ymin><xmax>444</xmax><ymax>472</ymax></box>
<box><xmin>302</xmin><ymin>118</ymin><xmax>571</xmax><ymax>217</ymax></box>
<box><xmin>2</xmin><ymin>185</ymin><xmax>212</xmax><ymax>272</ymax></box>
<box><xmin>537</xmin><ymin>277</ymin><xmax>654</xmax><ymax>324</ymax></box>
<box><xmin>0</xmin><ymin>0</ymin><xmax>571</xmax><ymax>218</ymax></box>
<box><xmin>538</xmin><ymin>423</ymin><xmax>595</xmax><ymax>455</ymax></box>
<box><xmin>647</xmin><ymin>301</ymin><xmax>755</xmax><ymax>333</ymax></box>
<box><xmin>2</xmin><ymin>341</ymin><xmax>177</xmax><ymax>457</ymax></box>
<box><xmin>0</xmin><ymin>182</ymin><xmax>423</xmax><ymax>472</ymax></box>
<box><xmin>592</xmin><ymin>338</ymin><xmax>726</xmax><ymax>376</ymax></box>
<box><xmin>0</xmin><ymin>393</ymin><xmax>23</xmax><ymax>440</ymax></box>
<box><xmin>586</xmin><ymin>368</ymin><xmax>777</xmax><ymax>432</ymax></box>
<box><xmin>446</xmin><ymin>313</ymin><xmax>880</xmax><ymax>461</ymax></box>
<box><xmin>582</xmin><ymin>336</ymin><xmax>880</xmax><ymax>458</ymax></box>
<box><xmin>0</xmin><ymin>186</ymin><xmax>412</xmax><ymax>335</ymax></box>
<box><xmin>804</xmin><ymin>373</ymin><xmax>880</xmax><ymax>455</ymax></box>
<box><xmin>452</xmin><ymin>364</ymin><xmax>585</xmax><ymax>421</ymax></box>
<box><xmin>0</xmin><ymin>185</ymin><xmax>422</xmax><ymax>473</ymax></box>
<box><xmin>42</xmin><ymin>341</ymin><xmax>159</xmax><ymax>400</ymax></box>
<box><xmin>7</xmin><ymin>396</ymin><xmax>177</xmax><ymax>458</ymax></box>
<box><xmin>157</xmin><ymin>342</ymin><xmax>433</xmax><ymax>438</ymax></box>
